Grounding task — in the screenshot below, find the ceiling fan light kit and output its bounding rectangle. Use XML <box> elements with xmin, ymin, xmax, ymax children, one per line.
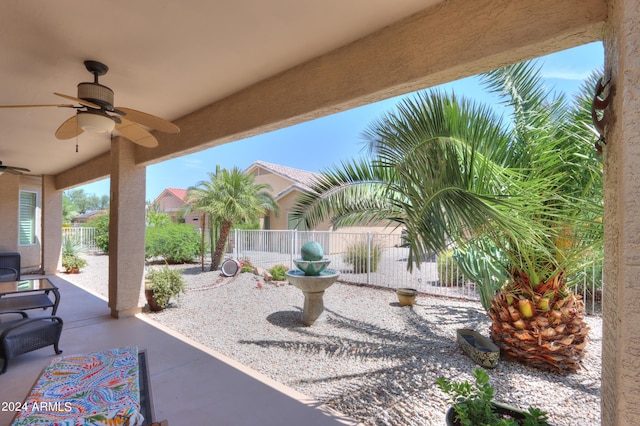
<box><xmin>77</xmin><ymin>111</ymin><xmax>115</xmax><ymax>133</ymax></box>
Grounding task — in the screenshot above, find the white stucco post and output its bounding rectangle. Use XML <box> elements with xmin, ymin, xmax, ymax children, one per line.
<box><xmin>602</xmin><ymin>0</ymin><xmax>640</xmax><ymax>424</ymax></box>
<box><xmin>41</xmin><ymin>175</ymin><xmax>62</xmax><ymax>274</ymax></box>
<box><xmin>108</xmin><ymin>136</ymin><xmax>146</xmax><ymax>318</ymax></box>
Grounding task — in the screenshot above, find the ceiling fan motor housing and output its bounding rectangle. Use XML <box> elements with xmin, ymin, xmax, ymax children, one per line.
<box><xmin>77</xmin><ymin>82</ymin><xmax>114</xmax><ymax>110</ymax></box>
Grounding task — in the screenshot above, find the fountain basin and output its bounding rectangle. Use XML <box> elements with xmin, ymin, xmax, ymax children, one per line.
<box><xmin>286</xmin><ymin>269</ymin><xmax>338</xmax><ymax>293</ymax></box>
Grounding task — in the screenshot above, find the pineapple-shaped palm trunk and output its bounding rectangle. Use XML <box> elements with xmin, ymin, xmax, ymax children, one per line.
<box><xmin>488</xmin><ymin>270</ymin><xmax>589</xmax><ymax>373</ymax></box>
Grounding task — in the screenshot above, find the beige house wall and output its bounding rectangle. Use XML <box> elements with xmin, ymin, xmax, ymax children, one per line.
<box><xmin>252</xmin><ymin>170</ymin><xmax>293</xmax><ymax>195</ymax></box>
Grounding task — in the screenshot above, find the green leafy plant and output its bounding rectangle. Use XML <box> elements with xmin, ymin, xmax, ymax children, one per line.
<box><xmin>88</xmin><ymin>213</ymin><xmax>110</xmax><ymax>254</ymax></box>
<box><xmin>268</xmin><ymin>264</ymin><xmax>288</xmax><ymax>281</ymax></box>
<box><xmin>343</xmin><ymin>240</ymin><xmax>382</xmax><ymax>273</ymax></box>
<box><xmin>61</xmin><ymin>235</ymin><xmax>87</xmax><ymax>272</ymax></box>
<box><xmin>61</xmin><ymin>253</ymin><xmax>87</xmax><ymax>272</ymax></box>
<box><xmin>145</xmin><ymin>266</ymin><xmax>186</xmax><ymax>309</ymax></box>
<box><xmin>145</xmin><ymin>222</ymin><xmax>201</xmax><ymax>264</ymax></box>
<box><xmin>239</xmin><ymin>258</ymin><xmax>254</xmax><ymax>273</ymax></box>
<box><xmin>437</xmin><ymin>368</ymin><xmax>550</xmax><ymax>426</ymax></box>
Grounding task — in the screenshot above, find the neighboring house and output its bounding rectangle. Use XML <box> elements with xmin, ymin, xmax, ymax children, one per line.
<box><xmin>245</xmin><ymin>160</ymin><xmax>399</xmax><ymax>235</ymax></box>
<box><xmin>148</xmin><ymin>188</ymin><xmax>206</xmax><ymax>229</ymax></box>
<box><xmin>71</xmin><ymin>210</ymin><xmax>107</xmax><ymax>225</ymax></box>
<box><xmin>244</xmin><ymin>161</ymin><xmax>328</xmax><ymax>231</ymax></box>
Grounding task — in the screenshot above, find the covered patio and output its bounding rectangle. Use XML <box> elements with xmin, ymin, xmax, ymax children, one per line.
<box><xmin>0</xmin><ymin>0</ymin><xmax>639</xmax><ymax>424</ymax></box>
<box><xmin>0</xmin><ymin>274</ymin><xmax>355</xmax><ymax>425</ymax></box>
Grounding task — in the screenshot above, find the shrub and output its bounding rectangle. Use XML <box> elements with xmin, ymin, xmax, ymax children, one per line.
<box><xmin>145</xmin><ymin>222</ymin><xmax>201</xmax><ymax>263</ymax></box>
<box><xmin>61</xmin><ymin>253</ymin><xmax>87</xmax><ymax>272</ymax></box>
<box><xmin>239</xmin><ymin>258</ymin><xmax>254</xmax><ymax>273</ymax></box>
<box><xmin>437</xmin><ymin>249</ymin><xmax>464</xmax><ymax>286</ymax></box>
<box><xmin>88</xmin><ymin>213</ymin><xmax>110</xmax><ymax>253</ymax></box>
<box><xmin>343</xmin><ymin>240</ymin><xmax>382</xmax><ymax>273</ymax></box>
<box><xmin>145</xmin><ymin>266</ymin><xmax>185</xmax><ymax>309</ymax></box>
<box><xmin>269</xmin><ymin>264</ymin><xmax>289</xmax><ymax>281</ymax></box>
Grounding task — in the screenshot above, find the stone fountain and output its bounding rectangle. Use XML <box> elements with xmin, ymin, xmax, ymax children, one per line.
<box><xmin>285</xmin><ymin>241</ymin><xmax>339</xmax><ymax>326</ymax></box>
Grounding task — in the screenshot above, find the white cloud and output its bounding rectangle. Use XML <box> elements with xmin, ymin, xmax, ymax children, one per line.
<box><xmin>541</xmin><ymin>69</ymin><xmax>593</xmax><ymax>81</ymax></box>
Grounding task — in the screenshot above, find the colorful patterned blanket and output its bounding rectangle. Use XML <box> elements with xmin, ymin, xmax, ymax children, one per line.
<box><xmin>11</xmin><ymin>346</ymin><xmax>143</xmax><ymax>426</ymax></box>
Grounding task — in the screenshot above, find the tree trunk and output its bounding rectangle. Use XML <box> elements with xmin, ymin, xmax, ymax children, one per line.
<box><xmin>211</xmin><ymin>220</ymin><xmax>232</xmax><ymax>271</ymax></box>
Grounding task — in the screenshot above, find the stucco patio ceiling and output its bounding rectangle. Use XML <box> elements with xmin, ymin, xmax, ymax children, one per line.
<box><xmin>0</xmin><ymin>0</ymin><xmax>437</xmax><ymax>177</ymax></box>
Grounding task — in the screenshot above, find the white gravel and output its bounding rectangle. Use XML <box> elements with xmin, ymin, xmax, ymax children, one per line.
<box><xmin>65</xmin><ymin>254</ymin><xmax>602</xmax><ymax>426</ymax></box>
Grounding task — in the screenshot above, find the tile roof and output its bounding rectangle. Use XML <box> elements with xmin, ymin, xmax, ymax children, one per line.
<box><xmin>249</xmin><ymin>160</ymin><xmax>321</xmax><ymax>193</ymax></box>
<box><xmin>165</xmin><ymin>188</ymin><xmax>188</xmax><ymax>202</ymax></box>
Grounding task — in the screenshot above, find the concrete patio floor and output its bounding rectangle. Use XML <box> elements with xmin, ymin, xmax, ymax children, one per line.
<box><xmin>0</xmin><ymin>275</ymin><xmax>357</xmax><ymax>426</ymax></box>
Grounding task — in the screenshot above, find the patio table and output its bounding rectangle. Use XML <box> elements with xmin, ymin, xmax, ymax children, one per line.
<box><xmin>0</xmin><ymin>278</ymin><xmax>60</xmax><ymax>315</ymax></box>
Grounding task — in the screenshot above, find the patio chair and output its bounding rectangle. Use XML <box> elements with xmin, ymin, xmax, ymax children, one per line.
<box><xmin>0</xmin><ymin>252</ymin><xmax>20</xmax><ymax>282</ymax></box>
<box><xmin>0</xmin><ymin>310</ymin><xmax>63</xmax><ymax>374</ymax></box>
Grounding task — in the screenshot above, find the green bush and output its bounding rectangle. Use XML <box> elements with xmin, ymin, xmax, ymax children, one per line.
<box><xmin>437</xmin><ymin>249</ymin><xmax>465</xmax><ymax>286</ymax></box>
<box><xmin>145</xmin><ymin>222</ymin><xmax>201</xmax><ymax>264</ymax></box>
<box><xmin>343</xmin><ymin>240</ymin><xmax>382</xmax><ymax>273</ymax></box>
<box><xmin>88</xmin><ymin>213</ymin><xmax>110</xmax><ymax>253</ymax></box>
<box><xmin>269</xmin><ymin>264</ymin><xmax>288</xmax><ymax>281</ymax></box>
<box><xmin>145</xmin><ymin>266</ymin><xmax>185</xmax><ymax>309</ymax></box>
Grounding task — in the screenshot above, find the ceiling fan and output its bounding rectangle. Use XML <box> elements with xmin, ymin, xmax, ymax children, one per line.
<box><xmin>0</xmin><ymin>161</ymin><xmax>30</xmax><ymax>175</ymax></box>
<box><xmin>0</xmin><ymin>60</ymin><xmax>180</xmax><ymax>148</ymax></box>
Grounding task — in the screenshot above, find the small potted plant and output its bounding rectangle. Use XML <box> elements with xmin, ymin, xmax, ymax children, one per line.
<box><xmin>61</xmin><ymin>236</ymin><xmax>88</xmax><ymax>273</ymax></box>
<box><xmin>61</xmin><ymin>253</ymin><xmax>87</xmax><ymax>273</ymax></box>
<box><xmin>437</xmin><ymin>368</ymin><xmax>551</xmax><ymax>425</ymax></box>
<box><xmin>144</xmin><ymin>266</ymin><xmax>185</xmax><ymax>311</ymax></box>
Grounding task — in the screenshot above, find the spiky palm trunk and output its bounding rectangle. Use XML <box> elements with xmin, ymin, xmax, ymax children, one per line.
<box><xmin>211</xmin><ymin>220</ymin><xmax>232</xmax><ymax>271</ymax></box>
<box><xmin>488</xmin><ymin>271</ymin><xmax>589</xmax><ymax>373</ymax></box>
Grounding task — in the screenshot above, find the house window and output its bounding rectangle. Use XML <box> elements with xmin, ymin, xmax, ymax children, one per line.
<box><xmin>287</xmin><ymin>213</ymin><xmax>307</xmax><ymax>231</ymax></box>
<box><xmin>263</xmin><ymin>215</ymin><xmax>270</xmax><ymax>230</ymax></box>
<box><xmin>19</xmin><ymin>191</ymin><xmax>37</xmax><ymax>245</ymax></box>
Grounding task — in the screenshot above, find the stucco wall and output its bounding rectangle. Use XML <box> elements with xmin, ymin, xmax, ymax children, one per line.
<box><xmin>602</xmin><ymin>0</ymin><xmax>640</xmax><ymax>424</ymax></box>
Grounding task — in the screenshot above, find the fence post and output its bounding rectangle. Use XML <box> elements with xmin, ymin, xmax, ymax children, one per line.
<box><xmin>290</xmin><ymin>229</ymin><xmax>296</xmax><ymax>270</ymax></box>
<box><xmin>234</xmin><ymin>229</ymin><xmax>238</xmax><ymax>260</ymax></box>
<box><xmin>367</xmin><ymin>232</ymin><xmax>371</xmax><ymax>285</ymax></box>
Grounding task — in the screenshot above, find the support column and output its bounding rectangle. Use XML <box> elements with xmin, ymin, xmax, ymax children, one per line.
<box><xmin>41</xmin><ymin>176</ymin><xmax>62</xmax><ymax>274</ymax></box>
<box><xmin>602</xmin><ymin>0</ymin><xmax>640</xmax><ymax>424</ymax></box>
<box><xmin>108</xmin><ymin>137</ymin><xmax>146</xmax><ymax>318</ymax></box>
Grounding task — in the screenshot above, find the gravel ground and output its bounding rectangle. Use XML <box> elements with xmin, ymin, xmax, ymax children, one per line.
<box><xmin>65</xmin><ymin>254</ymin><xmax>602</xmax><ymax>426</ymax></box>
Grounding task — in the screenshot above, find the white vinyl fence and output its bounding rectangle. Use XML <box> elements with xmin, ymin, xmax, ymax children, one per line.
<box><xmin>230</xmin><ymin>229</ymin><xmax>603</xmax><ymax>314</ymax></box>
<box><xmin>62</xmin><ymin>227</ymin><xmax>99</xmax><ymax>253</ymax></box>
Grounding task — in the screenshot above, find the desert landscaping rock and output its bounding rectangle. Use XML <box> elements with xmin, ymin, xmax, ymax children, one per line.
<box><xmin>66</xmin><ymin>254</ymin><xmax>601</xmax><ymax>426</ymax></box>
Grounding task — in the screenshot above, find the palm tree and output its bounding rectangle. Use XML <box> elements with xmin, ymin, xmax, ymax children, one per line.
<box><xmin>187</xmin><ymin>167</ymin><xmax>278</xmax><ymax>270</ymax></box>
<box><xmin>291</xmin><ymin>61</ymin><xmax>603</xmax><ymax>373</ymax></box>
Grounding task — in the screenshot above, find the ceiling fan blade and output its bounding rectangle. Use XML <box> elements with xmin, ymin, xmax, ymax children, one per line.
<box><xmin>115</xmin><ymin>118</ymin><xmax>158</xmax><ymax>148</ymax></box>
<box><xmin>0</xmin><ymin>104</ymin><xmax>74</xmax><ymax>108</ymax></box>
<box><xmin>55</xmin><ymin>115</ymin><xmax>84</xmax><ymax>140</ymax></box>
<box><xmin>116</xmin><ymin>107</ymin><xmax>180</xmax><ymax>133</ymax></box>
<box><xmin>54</xmin><ymin>92</ymin><xmax>101</xmax><ymax>109</ymax></box>
<box><xmin>6</xmin><ymin>167</ymin><xmax>30</xmax><ymax>175</ymax></box>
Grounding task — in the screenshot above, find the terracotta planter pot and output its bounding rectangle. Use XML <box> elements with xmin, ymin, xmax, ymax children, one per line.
<box><xmin>396</xmin><ymin>288</ymin><xmax>417</xmax><ymax>306</ymax></box>
<box><xmin>145</xmin><ymin>289</ymin><xmax>164</xmax><ymax>312</ymax></box>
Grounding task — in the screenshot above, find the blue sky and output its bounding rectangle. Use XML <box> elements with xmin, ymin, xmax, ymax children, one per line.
<box><xmin>79</xmin><ymin>42</ymin><xmax>604</xmax><ymax>201</ymax></box>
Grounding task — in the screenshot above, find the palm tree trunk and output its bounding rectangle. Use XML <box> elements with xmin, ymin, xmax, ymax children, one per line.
<box><xmin>211</xmin><ymin>220</ymin><xmax>232</xmax><ymax>271</ymax></box>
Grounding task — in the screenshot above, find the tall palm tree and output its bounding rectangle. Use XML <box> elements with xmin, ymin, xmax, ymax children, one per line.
<box><xmin>291</xmin><ymin>61</ymin><xmax>602</xmax><ymax>373</ymax></box>
<box><xmin>187</xmin><ymin>167</ymin><xmax>278</xmax><ymax>270</ymax></box>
